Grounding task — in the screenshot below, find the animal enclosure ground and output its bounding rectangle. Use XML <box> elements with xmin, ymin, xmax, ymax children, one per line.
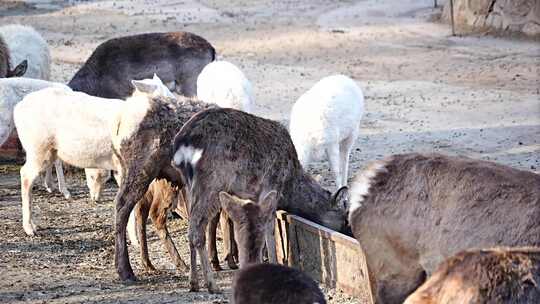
<box><xmin>0</xmin><ymin>0</ymin><xmax>539</xmax><ymax>303</ymax></box>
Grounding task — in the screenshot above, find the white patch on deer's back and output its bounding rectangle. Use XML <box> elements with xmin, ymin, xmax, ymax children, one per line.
<box><xmin>173</xmin><ymin>145</ymin><xmax>204</xmax><ymax>167</ymax></box>
<box><xmin>348</xmin><ymin>159</ymin><xmax>390</xmax><ymax>220</ymax></box>
<box><xmin>112</xmin><ymin>94</ymin><xmax>151</xmax><ymax>144</ymax></box>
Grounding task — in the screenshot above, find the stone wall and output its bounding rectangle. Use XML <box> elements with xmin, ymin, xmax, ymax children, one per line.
<box><xmin>442</xmin><ymin>0</ymin><xmax>540</xmax><ymax>37</ymax></box>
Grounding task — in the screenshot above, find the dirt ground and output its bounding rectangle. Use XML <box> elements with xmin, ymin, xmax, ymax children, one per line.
<box><xmin>0</xmin><ymin>0</ymin><xmax>539</xmax><ymax>303</ymax></box>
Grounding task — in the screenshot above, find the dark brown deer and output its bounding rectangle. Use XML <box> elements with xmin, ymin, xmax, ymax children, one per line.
<box><xmin>172</xmin><ymin>108</ymin><xmax>348</xmax><ymax>292</ymax></box>
<box><xmin>404</xmin><ymin>247</ymin><xmax>540</xmax><ymax>304</ymax></box>
<box><xmin>111</xmin><ymin>96</ymin><xmax>213</xmax><ymax>282</ymax></box>
<box><xmin>233</xmin><ymin>263</ymin><xmax>327</xmax><ymax>304</ymax></box>
<box><xmin>68</xmin><ymin>32</ymin><xmax>214</xmax><ymax>99</ymax></box>
<box><xmin>348</xmin><ymin>153</ymin><xmax>540</xmax><ymax>303</ymax></box>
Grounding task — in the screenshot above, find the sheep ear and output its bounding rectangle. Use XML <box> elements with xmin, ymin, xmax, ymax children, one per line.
<box><xmin>152</xmin><ymin>73</ymin><xmax>161</xmax><ymax>82</ymax></box>
<box><xmin>260</xmin><ymin>190</ymin><xmax>278</xmax><ymax>220</ymax></box>
<box><xmin>9</xmin><ymin>60</ymin><xmax>27</xmax><ymax>77</ymax></box>
<box><xmin>131</xmin><ymin>79</ymin><xmax>156</xmax><ymax>93</ymax></box>
<box><xmin>332</xmin><ymin>186</ymin><xmax>349</xmax><ymax>209</ymax></box>
<box><xmin>219</xmin><ymin>191</ymin><xmax>245</xmax><ymax>222</ymax></box>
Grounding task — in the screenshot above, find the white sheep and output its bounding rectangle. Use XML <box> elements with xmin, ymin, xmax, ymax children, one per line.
<box><xmin>289</xmin><ymin>74</ymin><xmax>365</xmax><ymax>189</ymax></box>
<box><xmin>0</xmin><ymin>77</ymin><xmax>71</xmax><ymax>197</ymax></box>
<box><xmin>197</xmin><ymin>60</ymin><xmax>254</xmax><ymax>113</ymax></box>
<box><xmin>0</xmin><ymin>25</ymin><xmax>51</xmax><ymax>80</ymax></box>
<box><xmin>14</xmin><ymin>74</ymin><xmax>174</xmax><ymax>236</ymax></box>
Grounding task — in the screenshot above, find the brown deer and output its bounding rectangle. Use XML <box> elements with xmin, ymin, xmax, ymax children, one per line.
<box><xmin>404</xmin><ymin>247</ymin><xmax>540</xmax><ymax>304</ymax></box>
<box><xmin>172</xmin><ymin>108</ymin><xmax>348</xmax><ymax>292</ymax></box>
<box><xmin>348</xmin><ymin>153</ymin><xmax>540</xmax><ymax>303</ymax></box>
<box><xmin>233</xmin><ymin>263</ymin><xmax>327</xmax><ymax>304</ymax></box>
<box><xmin>69</xmin><ymin>32</ymin><xmax>214</xmax><ymax>99</ymax></box>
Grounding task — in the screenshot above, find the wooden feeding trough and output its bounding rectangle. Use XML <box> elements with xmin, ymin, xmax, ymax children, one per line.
<box><xmin>274</xmin><ymin>210</ymin><xmax>374</xmax><ymax>303</ymax></box>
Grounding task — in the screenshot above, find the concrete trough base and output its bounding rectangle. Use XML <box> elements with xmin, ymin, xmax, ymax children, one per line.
<box><xmin>274</xmin><ymin>210</ymin><xmax>374</xmax><ymax>303</ymax></box>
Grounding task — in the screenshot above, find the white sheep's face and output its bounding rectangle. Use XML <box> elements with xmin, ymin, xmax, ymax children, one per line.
<box><xmin>131</xmin><ymin>74</ymin><xmax>176</xmax><ymax>99</ymax></box>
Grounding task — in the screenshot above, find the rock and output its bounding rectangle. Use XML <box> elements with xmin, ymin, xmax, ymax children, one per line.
<box><xmin>442</xmin><ymin>0</ymin><xmax>540</xmax><ymax>37</ymax></box>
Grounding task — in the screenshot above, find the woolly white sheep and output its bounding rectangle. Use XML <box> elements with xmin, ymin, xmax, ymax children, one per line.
<box><xmin>197</xmin><ymin>60</ymin><xmax>254</xmax><ymax>113</ymax></box>
<box><xmin>14</xmin><ymin>74</ymin><xmax>174</xmax><ymax>236</ymax></box>
<box><xmin>0</xmin><ymin>24</ymin><xmax>51</xmax><ymax>80</ymax></box>
<box><xmin>0</xmin><ymin>77</ymin><xmax>71</xmax><ymax>197</ymax></box>
<box><xmin>289</xmin><ymin>74</ymin><xmax>365</xmax><ymax>189</ymax></box>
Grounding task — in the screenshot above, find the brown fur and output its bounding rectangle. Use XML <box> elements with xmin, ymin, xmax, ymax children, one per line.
<box><xmin>219</xmin><ymin>191</ymin><xmax>277</xmax><ymax>268</ymax></box>
<box><xmin>349</xmin><ymin>153</ymin><xmax>540</xmax><ymax>303</ymax></box>
<box><xmin>133</xmin><ymin>179</ymin><xmax>188</xmax><ymax>272</ymax></box>
<box><xmin>404</xmin><ymin>247</ymin><xmax>540</xmax><ymax>304</ymax></box>
<box><xmin>112</xmin><ymin>95</ymin><xmax>214</xmax><ymax>282</ymax></box>
<box><xmin>233</xmin><ymin>263</ymin><xmax>327</xmax><ymax>304</ymax></box>
<box><xmin>68</xmin><ymin>32</ymin><xmax>215</xmax><ymax>99</ymax></box>
<box><xmin>171</xmin><ymin>108</ymin><xmax>348</xmax><ymax>292</ymax></box>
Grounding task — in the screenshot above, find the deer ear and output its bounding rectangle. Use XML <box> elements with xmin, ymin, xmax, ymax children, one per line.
<box><xmin>9</xmin><ymin>60</ymin><xmax>27</xmax><ymax>77</ymax></box>
<box><xmin>332</xmin><ymin>186</ymin><xmax>349</xmax><ymax>209</ymax></box>
<box><xmin>219</xmin><ymin>191</ymin><xmax>245</xmax><ymax>222</ymax></box>
<box><xmin>260</xmin><ymin>190</ymin><xmax>278</xmax><ymax>220</ymax></box>
<box><xmin>131</xmin><ymin>79</ymin><xmax>156</xmax><ymax>93</ymax></box>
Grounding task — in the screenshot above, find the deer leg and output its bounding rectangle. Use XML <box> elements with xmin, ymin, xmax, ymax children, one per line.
<box><xmin>264</xmin><ymin>218</ymin><xmax>278</xmax><ymax>264</ymax></box>
<box><xmin>114</xmin><ymin>170</ymin><xmax>154</xmax><ymax>282</ymax></box>
<box><xmin>220</xmin><ymin>211</ymin><xmax>238</xmax><ymax>269</ymax></box>
<box><xmin>188</xmin><ymin>192</ymin><xmax>220</xmax><ymax>293</ymax></box>
<box><xmin>151</xmin><ymin>203</ymin><xmax>189</xmax><ymax>272</ymax></box>
<box><xmin>135</xmin><ymin>200</ymin><xmax>156</xmax><ymax>272</ymax></box>
<box><xmin>208</xmin><ymin>212</ymin><xmax>222</xmax><ymax>271</ymax></box>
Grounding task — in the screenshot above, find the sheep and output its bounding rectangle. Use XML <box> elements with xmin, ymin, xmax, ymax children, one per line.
<box><xmin>0</xmin><ymin>24</ymin><xmax>50</xmax><ymax>80</ymax></box>
<box><xmin>404</xmin><ymin>247</ymin><xmax>540</xmax><ymax>304</ymax></box>
<box><xmin>196</xmin><ymin>60</ymin><xmax>254</xmax><ymax>113</ymax></box>
<box><xmin>13</xmin><ymin>75</ymin><xmax>175</xmax><ymax>236</ymax></box>
<box><xmin>68</xmin><ymin>32</ymin><xmax>215</xmax><ymax>99</ymax></box>
<box><xmin>289</xmin><ymin>74</ymin><xmax>364</xmax><ymax>189</ymax></box>
<box><xmin>0</xmin><ymin>77</ymin><xmax>71</xmax><ymax>197</ymax></box>
<box><xmin>232</xmin><ymin>263</ymin><xmax>327</xmax><ymax>304</ymax></box>
<box><xmin>348</xmin><ymin>153</ymin><xmax>540</xmax><ymax>303</ymax></box>
<box><xmin>171</xmin><ymin>108</ymin><xmax>348</xmax><ymax>292</ymax></box>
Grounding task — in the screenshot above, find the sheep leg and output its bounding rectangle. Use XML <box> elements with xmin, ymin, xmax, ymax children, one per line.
<box><xmin>150</xmin><ymin>202</ymin><xmax>189</xmax><ymax>272</ymax></box>
<box><xmin>208</xmin><ymin>212</ymin><xmax>222</xmax><ymax>271</ymax></box>
<box><xmin>135</xmin><ymin>200</ymin><xmax>156</xmax><ymax>272</ymax></box>
<box><xmin>220</xmin><ymin>211</ymin><xmax>238</xmax><ymax>269</ymax></box>
<box><xmin>43</xmin><ymin>166</ymin><xmax>54</xmax><ymax>193</ymax></box>
<box><xmin>339</xmin><ymin>136</ymin><xmax>355</xmax><ymax>187</ymax></box>
<box><xmin>20</xmin><ymin>158</ymin><xmax>45</xmax><ymax>236</ymax></box>
<box><xmin>327</xmin><ymin>144</ymin><xmax>343</xmax><ymax>189</ymax></box>
<box><xmin>54</xmin><ymin>160</ymin><xmax>71</xmax><ymax>199</ymax></box>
